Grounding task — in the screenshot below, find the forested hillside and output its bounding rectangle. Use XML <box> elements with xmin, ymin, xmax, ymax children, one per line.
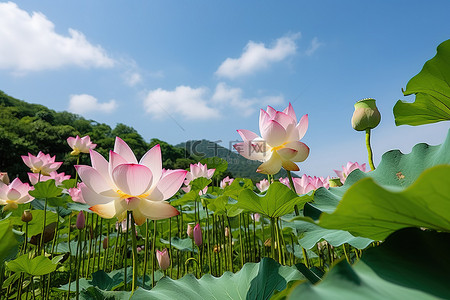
<box><xmin>0</xmin><ymin>90</ymin><xmax>195</xmax><ymax>180</ymax></box>
<box><xmin>0</xmin><ymin>90</ymin><xmax>294</xmax><ymax>182</ymax></box>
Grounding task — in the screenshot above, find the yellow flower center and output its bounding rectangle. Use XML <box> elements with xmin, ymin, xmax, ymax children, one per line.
<box><xmin>271</xmin><ymin>142</ymin><xmax>288</xmax><ymax>152</ymax></box>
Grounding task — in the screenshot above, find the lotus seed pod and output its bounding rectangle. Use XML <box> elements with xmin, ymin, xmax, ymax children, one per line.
<box><xmin>351</xmin><ymin>98</ymin><xmax>381</xmax><ymax>131</ymax></box>
<box><xmin>21</xmin><ymin>209</ymin><xmax>33</xmax><ymax>223</ymax></box>
<box><xmin>0</xmin><ymin>172</ymin><xmax>10</xmax><ymax>184</ymax></box>
<box><xmin>328</xmin><ymin>178</ymin><xmax>343</xmax><ymax>187</ymax></box>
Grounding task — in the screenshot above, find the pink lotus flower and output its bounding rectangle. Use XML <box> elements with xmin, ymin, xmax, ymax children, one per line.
<box><xmin>234</xmin><ymin>103</ymin><xmax>310</xmax><ymax>175</ymax></box>
<box><xmin>67</xmin><ymin>135</ymin><xmax>97</xmax><ymax>156</ymax></box>
<box><xmin>75</xmin><ymin>137</ymin><xmax>187</xmax><ymax>225</ymax></box>
<box><xmin>334</xmin><ymin>162</ymin><xmax>366</xmax><ymax>184</ymax></box>
<box><xmin>220</xmin><ymin>176</ymin><xmax>234</xmax><ymax>189</ymax></box>
<box><xmin>21</xmin><ymin>152</ymin><xmax>63</xmax><ymax>176</ymax></box>
<box><xmin>256</xmin><ymin>179</ymin><xmax>270</xmax><ymax>193</ymax></box>
<box><xmin>0</xmin><ymin>178</ymin><xmax>34</xmax><ymax>211</ymax></box>
<box><xmin>182</xmin><ymin>163</ymin><xmax>215</xmax><ymax>194</ymax></box>
<box><xmin>279</xmin><ymin>174</ymin><xmax>329</xmax><ymax>195</ymax></box>
<box><xmin>193</xmin><ymin>223</ymin><xmax>202</xmax><ymax>247</ymax></box>
<box><xmin>156</xmin><ymin>248</ymin><xmax>170</xmax><ymax>270</ymax></box>
<box><xmin>68</xmin><ymin>182</ymin><xmax>86</xmax><ymax>204</ymax></box>
<box><xmin>28</xmin><ymin>171</ymin><xmax>71</xmax><ymax>186</ymax></box>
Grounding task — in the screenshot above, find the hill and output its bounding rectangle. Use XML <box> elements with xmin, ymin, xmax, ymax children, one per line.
<box><xmin>178</xmin><ymin>140</ymin><xmax>297</xmax><ymax>182</ymax></box>
<box><xmin>0</xmin><ymin>90</ymin><xmax>194</xmax><ymax>180</ymax></box>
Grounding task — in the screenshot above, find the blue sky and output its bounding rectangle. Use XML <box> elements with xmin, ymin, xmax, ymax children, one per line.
<box><xmin>1</xmin><ymin>1</ymin><xmax>449</xmax><ymax>177</ymax></box>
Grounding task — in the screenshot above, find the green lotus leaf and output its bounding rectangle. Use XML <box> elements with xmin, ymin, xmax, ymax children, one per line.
<box><xmin>237</xmin><ymin>182</ymin><xmax>309</xmax><ymax>218</ymax></box>
<box><xmin>285</xmin><ymin>228</ymin><xmax>450</xmax><ymax>299</ymax></box>
<box><xmin>319</xmin><ymin>165</ymin><xmax>450</xmax><ymax>240</ymax></box>
<box><xmin>130</xmin><ymin>258</ymin><xmax>303</xmax><ymax>300</ymax></box>
<box><xmin>28</xmin><ymin>179</ymin><xmax>63</xmax><ymax>199</ymax></box>
<box><xmin>284</xmin><ymin>218</ymin><xmax>373</xmax><ymax>249</ymax></box>
<box><xmin>6</xmin><ymin>254</ymin><xmax>58</xmax><ymax>276</ymax></box>
<box><xmin>0</xmin><ymin>219</ymin><xmax>19</xmax><ymax>262</ymax></box>
<box><xmin>393</xmin><ymin>39</ymin><xmax>450</xmax><ymax>125</ymax></box>
<box><xmin>305</xmin><ymin>129</ymin><xmax>450</xmax><ymax>219</ymax></box>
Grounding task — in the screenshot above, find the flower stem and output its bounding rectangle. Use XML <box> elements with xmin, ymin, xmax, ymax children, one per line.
<box><xmin>286</xmin><ymin>171</ymin><xmax>300</xmax><ymax>216</ymax></box>
<box><xmin>365</xmin><ymin>129</ymin><xmax>376</xmax><ymax>171</ymax></box>
<box><xmin>152</xmin><ymin>220</ymin><xmax>157</xmax><ymax>288</ymax></box>
<box><xmin>129</xmin><ymin>212</ymin><xmax>139</xmax><ymax>293</ymax></box>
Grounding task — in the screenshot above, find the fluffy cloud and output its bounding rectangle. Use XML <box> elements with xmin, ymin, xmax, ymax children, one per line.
<box><xmin>305</xmin><ymin>37</ymin><xmax>322</xmax><ymax>56</ymax></box>
<box><xmin>124</xmin><ymin>71</ymin><xmax>142</xmax><ymax>87</ymax></box>
<box><xmin>215</xmin><ymin>34</ymin><xmax>300</xmax><ymax>79</ymax></box>
<box><xmin>143</xmin><ymin>86</ymin><xmax>220</xmax><ymax>120</ymax></box>
<box><xmin>212</xmin><ymin>83</ymin><xmax>284</xmax><ymax>116</ymax></box>
<box><xmin>0</xmin><ymin>2</ymin><xmax>114</xmax><ymax>73</ymax></box>
<box><xmin>143</xmin><ymin>83</ymin><xmax>284</xmax><ymax>120</ymax></box>
<box><xmin>68</xmin><ymin>94</ymin><xmax>117</xmax><ymax>114</ymax></box>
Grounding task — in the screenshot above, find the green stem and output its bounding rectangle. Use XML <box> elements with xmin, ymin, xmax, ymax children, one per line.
<box><xmin>238</xmin><ymin>214</ymin><xmax>244</xmax><ymax>268</ymax></box>
<box><xmin>286</xmin><ymin>171</ymin><xmax>300</xmax><ymax>216</ymax></box>
<box><xmin>143</xmin><ymin>220</ymin><xmax>149</xmax><ymax>287</ymax></box>
<box><xmin>152</xmin><ymin>220</ymin><xmax>157</xmax><ymax>288</ymax></box>
<box><xmin>343</xmin><ymin>244</ymin><xmax>350</xmax><ymax>263</ymax></box>
<box><xmin>270</xmin><ymin>217</ymin><xmax>276</xmax><ymax>262</ymax></box>
<box><xmin>302</xmin><ymin>247</ymin><xmax>310</xmax><ymax>268</ymax></box>
<box><xmin>129</xmin><ymin>212</ymin><xmax>139</xmax><ymax>293</ymax></box>
<box><xmin>365</xmin><ymin>129</ymin><xmax>376</xmax><ymax>171</ymax></box>
<box><xmin>124</xmin><ymin>216</ymin><xmax>129</xmax><ymax>290</ymax></box>
<box><xmin>40</xmin><ymin>197</ymin><xmax>48</xmax><ymax>255</ymax></box>
<box><xmin>205</xmin><ymin>205</ymin><xmax>212</xmax><ymax>274</ymax></box>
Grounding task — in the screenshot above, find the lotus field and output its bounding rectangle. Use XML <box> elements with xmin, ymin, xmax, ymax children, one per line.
<box><xmin>1</xmin><ymin>39</ymin><xmax>450</xmax><ymax>300</ymax></box>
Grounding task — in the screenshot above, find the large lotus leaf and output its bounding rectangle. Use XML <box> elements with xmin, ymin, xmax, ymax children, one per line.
<box><xmin>131</xmin><ymin>258</ymin><xmax>303</xmax><ymax>300</ymax></box>
<box><xmin>28</xmin><ymin>180</ymin><xmax>62</xmax><ymax>199</ymax></box>
<box><xmin>285</xmin><ymin>228</ymin><xmax>450</xmax><ymax>299</ymax></box>
<box><xmin>393</xmin><ymin>39</ymin><xmax>450</xmax><ymax>126</ymax></box>
<box><xmin>0</xmin><ymin>219</ymin><xmax>19</xmax><ymax>262</ymax></box>
<box><xmin>6</xmin><ymin>254</ymin><xmax>58</xmax><ymax>276</ymax></box>
<box><xmin>305</xmin><ymin>129</ymin><xmax>450</xmax><ymax>219</ymax></box>
<box><xmin>319</xmin><ymin>165</ymin><xmax>450</xmax><ymax>241</ymax></box>
<box><xmin>237</xmin><ymin>182</ymin><xmax>309</xmax><ymax>218</ymax></box>
<box><xmin>284</xmin><ymin>218</ymin><xmax>372</xmax><ymax>249</ymax></box>
<box><xmin>160</xmin><ymin>237</ymin><xmax>197</xmax><ymax>252</ymax></box>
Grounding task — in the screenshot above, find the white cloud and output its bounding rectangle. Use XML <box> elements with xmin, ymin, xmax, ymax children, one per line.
<box><xmin>144</xmin><ymin>86</ymin><xmax>220</xmax><ymax>120</ymax></box>
<box><xmin>305</xmin><ymin>37</ymin><xmax>322</xmax><ymax>56</ymax></box>
<box><xmin>143</xmin><ymin>83</ymin><xmax>285</xmax><ymax>121</ymax></box>
<box><xmin>0</xmin><ymin>2</ymin><xmax>114</xmax><ymax>73</ymax></box>
<box><xmin>124</xmin><ymin>71</ymin><xmax>142</xmax><ymax>87</ymax></box>
<box><xmin>215</xmin><ymin>33</ymin><xmax>300</xmax><ymax>79</ymax></box>
<box><xmin>212</xmin><ymin>82</ymin><xmax>284</xmax><ymax>116</ymax></box>
<box><xmin>68</xmin><ymin>94</ymin><xmax>117</xmax><ymax>114</ymax></box>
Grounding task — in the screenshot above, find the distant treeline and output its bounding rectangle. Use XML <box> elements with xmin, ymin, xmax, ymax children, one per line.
<box><xmin>0</xmin><ymin>90</ymin><xmax>195</xmax><ymax>181</ymax></box>
<box><xmin>0</xmin><ymin>90</ymin><xmax>292</xmax><ymax>183</ymax></box>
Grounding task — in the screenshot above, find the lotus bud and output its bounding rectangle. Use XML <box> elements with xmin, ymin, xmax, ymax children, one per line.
<box><xmin>193</xmin><ymin>223</ymin><xmax>202</xmax><ymax>247</ymax></box>
<box><xmin>224</xmin><ymin>227</ymin><xmax>230</xmax><ymax>238</ymax></box>
<box><xmin>351</xmin><ymin>98</ymin><xmax>381</xmax><ymax>131</ymax></box>
<box><xmin>328</xmin><ymin>178</ymin><xmax>343</xmax><ymax>187</ymax></box>
<box><xmin>103</xmin><ymin>237</ymin><xmax>108</xmax><ymax>250</ymax></box>
<box><xmin>137</xmin><ymin>246</ymin><xmax>142</xmax><ymax>253</ymax></box>
<box><xmin>76</xmin><ymin>211</ymin><xmax>85</xmax><ymax>230</ymax></box>
<box><xmin>21</xmin><ymin>209</ymin><xmax>33</xmax><ymax>223</ymax></box>
<box><xmin>0</xmin><ymin>172</ymin><xmax>10</xmax><ymax>184</ymax></box>
<box><xmin>187</xmin><ymin>223</ymin><xmax>194</xmax><ymax>238</ymax></box>
<box><xmin>156</xmin><ymin>248</ymin><xmax>170</xmax><ymax>270</ymax></box>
